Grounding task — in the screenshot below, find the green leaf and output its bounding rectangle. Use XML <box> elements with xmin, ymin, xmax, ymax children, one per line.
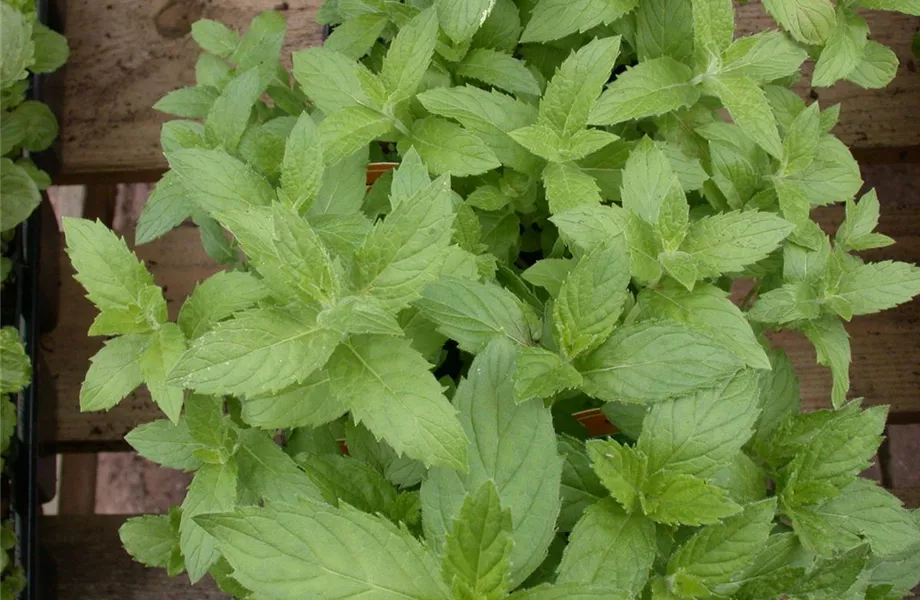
<box><xmin>405</xmin><ymin>116</ymin><xmax>501</xmax><ymax>177</ymax></box>
<box><xmin>520</xmin><ymin>0</ymin><xmax>634</xmax><ymax>43</ymax></box>
<box><xmin>119</xmin><ymin>514</ymin><xmax>180</xmax><ymax>569</ymax></box>
<box><xmin>298</xmin><ymin>453</ymin><xmax>408</xmax><ymax>522</ymax></box>
<box><xmin>590</xmin><ymin>58</ymin><xmax>700</xmax><ymax>126</ymax></box>
<box><xmin>639</xmin><ymin>371</ymin><xmax>760</xmax><ymax>480</ymax></box>
<box><xmin>557</xmin><ymin>436</ymin><xmax>607</xmax><ymax>531</ymax></box>
<box><xmin>781</xmin><ymin>103</ymin><xmax>821</xmax><ymax>175</ymax></box>
<box><xmin>792</xmin><ymin>544</ymin><xmax>870</xmax><ymax>598</ymax></box>
<box><xmin>292</xmin><ymin>47</ymin><xmax>384</xmax><ymax>114</ymax></box>
<box><xmin>554</xmin><ymin>238</ymin><xmax>630</xmax><ymax>358</ymax></box>
<box><xmin>271</xmin><ymin>204</ymin><xmax>340</xmax><ymax>306</ymax></box>
<box><xmin>280</xmin><ymin>111</ymin><xmax>324</xmax><ymax>212</ymax></box>
<box><xmin>437</xmin><ymin>0</ymin><xmax>495</xmax><ymax>43</ymax></box>
<box><xmin>790</xmin><ymin>478</ymin><xmax>920</xmax><ymax>558</ymax></box>
<box><xmin>345</xmin><ymin>421</ymin><xmax>427</xmax><ymax>489</ymax></box>
<box><xmin>327</xmin><ymin>335</ymin><xmax>467</xmax><ymax>470</ymax></box>
<box><xmin>635</xmin><ymin>0</ymin><xmax>693</xmax><ymax>62</ymax></box>
<box><xmin>235</xmin><ymin>428</ymin><xmax>323</xmax><ymax>504</ymax></box>
<box><xmin>0</xmin><ymin>4</ymin><xmax>33</xmax><ymax>88</ymax></box>
<box><xmin>721</xmin><ymin>31</ymin><xmax>809</xmax><ymax>83</ymax></box>
<box><xmin>557</xmin><ymin>498</ymin><xmax>656</xmax><ymax>595</ymax></box>
<box><xmin>692</xmin><ymin>0</ymin><xmax>734</xmax><ymax>54</ymax></box>
<box><xmin>812</xmin><ymin>10</ymin><xmax>869</xmax><ymax>87</ymax></box>
<box><xmin>191</xmin><ymin>19</ymin><xmax>239</xmax><ymax>58</ymax></box>
<box><xmin>154</xmin><ymin>85</ymin><xmax>219</xmax><ymax>118</ymax></box>
<box><xmin>0</xmin><ymin>159</ymin><xmax>40</xmax><ymax>232</ymax></box>
<box><xmin>319</xmin><ymin>105</ymin><xmax>393</xmax><ymax>166</ymax></box>
<box><xmin>231</xmin><ymin>10</ymin><xmax>286</xmax><ymax>73</ymax></box>
<box><xmin>205</xmin><ymin>68</ymin><xmax>265</xmax><ymax>151</ymax></box>
<box><xmin>507</xmin><ymin>584</ymin><xmax>628</xmax><ymax>600</ymax></box>
<box><xmin>513</xmin><ymin>346</ymin><xmax>583</xmax><ymax>402</ymax></box>
<box><xmin>836</xmin><ymin>260</ymin><xmax>920</xmax><ymax>316</ymax></box>
<box><xmin>196</xmin><ymin>501</ymin><xmax>450</xmax><ymax>600</ymax></box>
<box><xmin>354</xmin><ymin>175</ymin><xmax>455</xmax><ymax>309</ymax></box>
<box><xmin>242</xmin><ymin>370</ymin><xmax>346</xmax><ymax>430</ymax></box>
<box><xmin>139</xmin><ymin>323</ymin><xmax>187</xmax><ymax>424</ymax></box>
<box><xmin>421</xmin><ymin>339</ymin><xmax>562</xmax><ymax>588</ymax></box>
<box><xmin>836</xmin><ymin>189</ymin><xmax>895</xmax><ymax>251</ymax></box>
<box><xmin>522</xmin><ymin>259</ymin><xmax>573</xmax><ymax>297</ymax></box>
<box><xmin>619</xmin><ymin>137</ymin><xmax>676</xmax><ymax>225</ymax></box>
<box><xmin>135</xmin><ymin>172</ymin><xmax>191</xmax><ymax>245</ymax></box>
<box><xmin>180</xmin><ymin>460</ymin><xmax>238</xmax><ymax>583</ymax></box>
<box><xmin>457</xmin><ymin>48</ymin><xmax>540</xmax><ymax>96</ymax></box>
<box><xmin>317</xmin><ymin>296</ymin><xmax>403</xmax><ymax>337</ymax></box>
<box><xmin>747</xmin><ymin>281</ymin><xmax>821</xmax><ymax>325</ymax></box>
<box><xmin>442</xmin><ymin>481</ymin><xmax>513</xmax><ymax>600</ymax></box>
<box><xmin>324</xmin><ymin>13</ymin><xmax>389</xmax><ymax>59</ymax></box>
<box><xmin>415</xmin><ymin>277</ymin><xmax>531</xmax><ymax>353</ymax></box>
<box><xmin>178</xmin><ymin>271</ymin><xmax>268</xmax><ymax>340</ymax></box>
<box><xmin>680</xmin><ymin>210</ymin><xmax>793</xmax><ymax>277</ymax></box>
<box><xmin>169</xmin><ymin>305</ymin><xmax>340</xmax><ymax>397</ymax></box>
<box><xmin>417</xmin><ymin>85</ymin><xmax>539</xmax><ymax>173</ymax></box>
<box><xmin>638</xmin><ymin>282</ymin><xmax>770</xmax><ymax>369</ymax></box>
<box><xmin>587</xmin><ymin>438</ymin><xmax>647</xmax><ymax>513</ymax></box>
<box><xmin>667</xmin><ymin>499</ymin><xmax>777</xmax><ymax>590</ymax></box>
<box><xmin>762</xmin><ymin>0</ymin><xmax>835</xmax><ymax>44</ymax></box>
<box><xmin>13</xmin><ymin>101</ymin><xmax>57</xmax><ymax>151</ymax></box>
<box><xmin>473</xmin><ymin>0</ymin><xmax>522</xmax><ymax>50</ymax></box>
<box><xmin>79</xmin><ymin>335</ymin><xmax>147</xmax><ymax>411</ymax></box>
<box><xmin>0</xmin><ymin>331</ymin><xmax>29</xmax><ymax>402</ymax></box>
<box><xmin>575</xmin><ymin>322</ymin><xmax>744</xmax><ymax>403</ymax></box>
<box><xmin>539</xmin><ymin>36</ymin><xmax>621</xmax><ymax>137</ymax></box>
<box><xmin>380</xmin><ymin>8</ymin><xmax>439</xmax><ymax>105</ymax></box>
<box><xmin>551</xmin><ymin>204</ymin><xmax>628</xmax><ymax>256</ymax></box>
<box><xmin>165</xmin><ymin>148</ymin><xmax>275</xmax><ymax>214</ymax></box>
<box><xmin>703</xmin><ymin>74</ymin><xmax>784</xmax><ymax>158</ymax></box>
<box><xmin>641</xmin><ymin>471</ymin><xmax>742</xmax><ymax>525</ymax></box>
<box><xmin>542</xmin><ymin>161</ymin><xmax>603</xmax><ymax>213</ymax></box>
<box><xmin>312</xmin><ymin>145</ymin><xmax>370</xmax><ymax>216</ymax></box>
<box><xmin>30</xmin><ymin>22</ymin><xmax>68</xmax><ymax>74</ymax></box>
<box><xmin>800</xmin><ymin>316</ymin><xmax>851</xmax><ymax>408</ymax></box>
<box><xmin>846</xmin><ymin>40</ymin><xmax>899</xmax><ymax>89</ymax></box>
<box><xmin>124</xmin><ymin>418</ymin><xmax>205</xmax><ymax>471</ymax></box>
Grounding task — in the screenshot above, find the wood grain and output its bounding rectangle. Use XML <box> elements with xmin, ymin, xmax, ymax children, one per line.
<box><xmin>53</xmin><ymin>1</ymin><xmax>920</xmax><ymax>182</ymax></box>
<box><xmin>41</xmin><ymin>191</ymin><xmax>920</xmax><ymax>449</ymax></box>
<box><xmin>40</xmin><ymin>515</ymin><xmax>225</xmax><ymax>600</ymax></box>
<box><xmin>55</xmin><ymin>0</ymin><xmax>324</xmax><ymax>183</ymax></box>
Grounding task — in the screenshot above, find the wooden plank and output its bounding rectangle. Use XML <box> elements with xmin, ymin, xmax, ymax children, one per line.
<box><xmin>55</xmin><ymin>0</ymin><xmax>325</xmax><ymax>183</ymax></box>
<box><xmin>53</xmin><ymin>1</ymin><xmax>920</xmax><ymax>182</ymax></box>
<box><xmin>58</xmin><ymin>454</ymin><xmax>98</xmax><ymax>515</ymax></box>
<box><xmin>894</xmin><ymin>487</ymin><xmax>920</xmax><ymax>508</ymax></box>
<box><xmin>40</xmin><ymin>515</ymin><xmax>225</xmax><ymax>600</ymax></box>
<box><xmin>41</xmin><ymin>194</ymin><xmax>920</xmax><ymax>450</ymax></box>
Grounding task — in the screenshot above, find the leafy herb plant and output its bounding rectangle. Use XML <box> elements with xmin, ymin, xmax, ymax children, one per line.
<box><xmin>65</xmin><ymin>0</ymin><xmax>920</xmax><ymax>598</ymax></box>
<box><xmin>0</xmin><ymin>1</ymin><xmax>67</xmax><ymax>598</ymax></box>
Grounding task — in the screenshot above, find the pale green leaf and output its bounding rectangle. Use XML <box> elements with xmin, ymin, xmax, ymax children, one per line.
<box><xmin>846</xmin><ymin>40</ymin><xmax>899</xmax><ymax>89</ymax></box>
<box><xmin>165</xmin><ymin>148</ymin><xmax>276</xmax><ymax>214</ymax></box>
<box><xmin>692</xmin><ymin>0</ymin><xmax>734</xmax><ymax>53</ymax></box>
<box><xmin>119</xmin><ymin>514</ymin><xmax>179</xmax><ymax>569</ymax></box>
<box><xmin>762</xmin><ymin>0</ymin><xmax>835</xmax><ymax>45</ymax></box>
<box><xmin>380</xmin><ymin>8</ymin><xmax>439</xmax><ymax>105</ymax></box>
<box><xmin>180</xmin><ymin>461</ymin><xmax>238</xmax><ymax>583</ymax></box>
<box><xmin>641</xmin><ymin>471</ymin><xmax>742</xmax><ymax>525</ymax></box>
<box><xmin>326</xmin><ymin>335</ymin><xmax>468</xmax><ymax>470</ymax></box>
<box><xmin>550</xmin><ymin>204</ymin><xmax>628</xmax><ymax>256</ymax></box>
<box><xmin>747</xmin><ymin>281</ymin><xmax>821</xmax><ymax>325</ymax></box>
<box><xmin>168</xmin><ymin>305</ymin><xmax>340</xmax><ymax>397</ymax></box>
<box><xmin>457</xmin><ymin>48</ymin><xmax>540</xmax><ymax>96</ymax></box>
<box><xmin>205</xmin><ymin>68</ymin><xmax>265</xmax><ymax>151</ymax></box>
<box><xmin>442</xmin><ymin>481</ymin><xmax>513</xmax><ymax>600</ymax></box>
<box><xmin>124</xmin><ymin>419</ymin><xmax>205</xmax><ymax>471</ymax></box>
<box><xmin>319</xmin><ymin>105</ymin><xmax>393</xmax><ymax>166</ymax></box>
<box><xmin>292</xmin><ymin>47</ymin><xmax>383</xmax><ymax>114</ymax></box>
<box><xmin>542</xmin><ymin>161</ymin><xmax>602</xmax><ymax>213</ymax></box>
<box><xmin>242</xmin><ymin>370</ymin><xmax>346</xmax><ymax>430</ymax></box>
<box><xmin>415</xmin><ymin>277</ymin><xmax>531</xmax><ymax>353</ymax></box>
<box><xmin>512</xmin><ymin>346</ymin><xmax>583</xmax><ymax>402</ymax></box>
<box><xmin>324</xmin><ymin>13</ymin><xmax>388</xmax><ymax>59</ymax></box>
<box><xmin>139</xmin><ymin>323</ymin><xmax>187</xmax><ymax>424</ymax></box>
<box><xmin>575</xmin><ymin>322</ymin><xmax>744</xmax><ymax>403</ymax></box>
<box><xmin>554</xmin><ymin>238</ymin><xmax>630</xmax><ymax>358</ymax></box>
<box><xmin>178</xmin><ymin>271</ymin><xmax>268</xmax><ymax>340</ymax></box>
<box><xmin>317</xmin><ymin>296</ymin><xmax>403</xmax><ymax>337</ymax></box>
<box><xmin>836</xmin><ymin>260</ymin><xmax>920</xmax><ymax>316</ymax></box>
<box><xmin>587</xmin><ymin>438</ymin><xmax>647</xmax><ymax>513</ymax></box>
<box><xmin>406</xmin><ymin>116</ymin><xmax>501</xmax><ymax>177</ymax></box>
<box><xmin>721</xmin><ymin>31</ymin><xmax>809</xmax><ymax>83</ymax></box>
<box><xmin>0</xmin><ymin>159</ymin><xmax>40</xmax><ymax>232</ymax></box>
<box><xmin>196</xmin><ymin>501</ymin><xmax>450</xmax><ymax>600</ymax></box>
<box><xmin>135</xmin><ymin>172</ymin><xmax>191</xmax><ymax>245</ymax></box>
<box><xmin>520</xmin><ymin>0</ymin><xmax>634</xmax><ymax>43</ymax></box>
<box><xmin>812</xmin><ymin>10</ymin><xmax>868</xmax><ymax>87</ymax></box>
<box><xmin>619</xmin><ymin>137</ymin><xmax>675</xmax><ymax>224</ymax></box>
<box><xmin>557</xmin><ymin>499</ymin><xmax>656</xmax><ymax>595</ymax></box>
<box><xmin>703</xmin><ymin>74</ymin><xmax>784</xmax><ymax>158</ymax></box>
<box><xmin>680</xmin><ymin>209</ymin><xmax>793</xmax><ymax>277</ymax></box>
<box><xmin>635</xmin><ymin>0</ymin><xmax>693</xmax><ymax>62</ymax></box>
<box><xmin>79</xmin><ymin>334</ymin><xmax>147</xmax><ymax>411</ymax></box>
<box><xmin>191</xmin><ymin>19</ymin><xmax>239</xmax><ymax>58</ymax></box>
<box><xmin>280</xmin><ymin>111</ymin><xmax>324</xmax><ymax>211</ymax></box>
<box><xmin>13</xmin><ymin>100</ymin><xmax>57</xmax><ymax>151</ymax></box>
<box><xmin>521</xmin><ymin>259</ymin><xmax>573</xmax><ymax>297</ymax></box>
<box><xmin>235</xmin><ymin>428</ymin><xmax>323</xmax><ymax>504</ymax></box>
<box><xmin>421</xmin><ymin>338</ymin><xmax>562</xmax><ymax>588</ymax></box>
<box><xmin>0</xmin><ymin>4</ymin><xmax>33</xmax><ymax>88</ymax></box>
<box><xmin>590</xmin><ymin>58</ymin><xmax>700</xmax><ymax>126</ymax></box>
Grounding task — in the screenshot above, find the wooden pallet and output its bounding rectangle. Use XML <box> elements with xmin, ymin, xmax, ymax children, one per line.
<box><xmin>50</xmin><ymin>1</ymin><xmax>920</xmax><ymax>183</ymax></box>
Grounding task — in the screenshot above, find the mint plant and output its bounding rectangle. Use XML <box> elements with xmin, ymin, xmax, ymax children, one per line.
<box><xmin>64</xmin><ymin>1</ymin><xmax>920</xmax><ymax>598</ymax></box>
<box><xmin>0</xmin><ymin>2</ymin><xmax>67</xmax><ymax>597</ymax></box>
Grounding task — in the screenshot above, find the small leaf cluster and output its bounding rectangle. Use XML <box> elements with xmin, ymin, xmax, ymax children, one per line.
<box><xmin>63</xmin><ymin>2</ymin><xmax>920</xmax><ymax>599</ymax></box>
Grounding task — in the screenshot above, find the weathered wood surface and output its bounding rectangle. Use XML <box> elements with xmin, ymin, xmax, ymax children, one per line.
<box><xmin>54</xmin><ymin>1</ymin><xmax>920</xmax><ymax>182</ymax></box>
<box><xmin>55</xmin><ymin>0</ymin><xmax>325</xmax><ymax>183</ymax></box>
<box><xmin>40</xmin><ymin>515</ymin><xmax>225</xmax><ymax>600</ymax></box>
<box><xmin>41</xmin><ymin>191</ymin><xmax>920</xmax><ymax>449</ymax></box>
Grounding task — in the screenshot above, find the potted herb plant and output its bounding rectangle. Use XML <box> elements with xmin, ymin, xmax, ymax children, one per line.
<box><xmin>1</xmin><ymin>0</ymin><xmax>69</xmax><ymax>596</ymax></box>
<box><xmin>64</xmin><ymin>0</ymin><xmax>920</xmax><ymax>597</ymax></box>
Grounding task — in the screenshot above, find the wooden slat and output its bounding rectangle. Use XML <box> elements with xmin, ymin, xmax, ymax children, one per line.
<box><xmin>55</xmin><ymin>0</ymin><xmax>324</xmax><ymax>183</ymax></box>
<box><xmin>40</xmin><ymin>515</ymin><xmax>225</xmax><ymax>600</ymax></box>
<box><xmin>54</xmin><ymin>1</ymin><xmax>920</xmax><ymax>182</ymax></box>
